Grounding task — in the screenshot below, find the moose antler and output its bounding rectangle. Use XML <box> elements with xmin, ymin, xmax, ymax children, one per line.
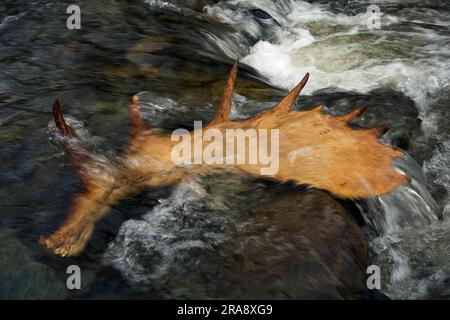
<box><xmin>40</xmin><ymin>61</ymin><xmax>409</xmax><ymax>257</ymax></box>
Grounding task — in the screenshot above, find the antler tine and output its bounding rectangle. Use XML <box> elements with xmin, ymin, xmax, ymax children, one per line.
<box><xmin>209</xmin><ymin>59</ymin><xmax>239</xmax><ymax>125</ymax></box>
<box><xmin>272</xmin><ymin>72</ymin><xmax>309</xmax><ymax>114</ymax></box>
<box><xmin>337</xmin><ymin>106</ymin><xmax>368</xmax><ymax>122</ymax></box>
<box><xmin>51</xmin><ymin>99</ymin><xmax>99</xmax><ymax>185</ymax></box>
<box><xmin>129</xmin><ymin>95</ymin><xmax>148</xmax><ymax>139</ymax></box>
<box><xmin>368</xmin><ymin>124</ymin><xmax>389</xmax><ymax>137</ymax></box>
<box><xmin>53</xmin><ymin>99</ymin><xmax>75</xmax><ymax>137</ymax></box>
<box><xmin>252</xmin><ymin>73</ymin><xmax>309</xmax><ymax>122</ymax></box>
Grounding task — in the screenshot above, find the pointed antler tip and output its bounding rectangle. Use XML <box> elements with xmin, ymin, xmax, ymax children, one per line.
<box><xmin>257</xmin><ymin>71</ymin><xmax>311</xmax><ymax>117</ymax></box>
<box><xmin>53</xmin><ymin>99</ymin><xmax>60</xmax><ymax>110</ymax></box>
<box><xmin>301</xmin><ymin>72</ymin><xmax>310</xmax><ymax>82</ymax></box>
<box><xmin>231</xmin><ymin>60</ymin><xmax>239</xmax><ymax>75</ymax></box>
<box><xmin>297</xmin><ymin>72</ymin><xmax>310</xmax><ymax>89</ymax></box>
<box><xmin>52</xmin><ymin>98</ymin><xmax>75</xmax><ymax>136</ymax></box>
<box><xmin>209</xmin><ymin>60</ymin><xmax>239</xmax><ymax>126</ymax></box>
<box><xmin>372</xmin><ymin>124</ymin><xmax>389</xmax><ymax>137</ymax></box>
<box><xmin>339</xmin><ymin>105</ymin><xmax>368</xmax><ymax>122</ymax></box>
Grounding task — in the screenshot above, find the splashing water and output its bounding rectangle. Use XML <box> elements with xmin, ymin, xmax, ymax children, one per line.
<box><xmin>103</xmin><ymin>174</ymin><xmax>267</xmax><ymax>298</ymax></box>
<box><xmin>361</xmin><ymin>156</ymin><xmax>440</xmax><ymax>236</ymax></box>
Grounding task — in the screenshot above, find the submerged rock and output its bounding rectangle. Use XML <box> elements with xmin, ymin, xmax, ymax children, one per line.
<box><xmin>0</xmin><ymin>233</ymin><xmax>68</xmax><ymax>299</ymax></box>
<box><xmin>222</xmin><ymin>189</ymin><xmax>368</xmax><ymax>299</ymax></box>
<box><xmin>104</xmin><ymin>176</ymin><xmax>368</xmax><ymax>299</ymax></box>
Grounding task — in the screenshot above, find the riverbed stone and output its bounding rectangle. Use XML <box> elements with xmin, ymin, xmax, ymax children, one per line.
<box><xmin>220</xmin><ymin>189</ymin><xmax>368</xmax><ymax>299</ymax></box>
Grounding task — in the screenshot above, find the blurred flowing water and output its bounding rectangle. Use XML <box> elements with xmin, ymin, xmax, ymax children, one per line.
<box><xmin>0</xmin><ymin>0</ymin><xmax>449</xmax><ymax>299</ymax></box>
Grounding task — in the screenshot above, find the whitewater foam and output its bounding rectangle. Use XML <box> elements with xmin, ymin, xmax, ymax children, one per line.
<box><xmin>208</xmin><ymin>1</ymin><xmax>450</xmax><ymax>117</ymax></box>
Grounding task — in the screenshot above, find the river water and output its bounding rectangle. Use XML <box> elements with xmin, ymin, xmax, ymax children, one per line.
<box><xmin>0</xmin><ymin>0</ymin><xmax>449</xmax><ymax>299</ymax></box>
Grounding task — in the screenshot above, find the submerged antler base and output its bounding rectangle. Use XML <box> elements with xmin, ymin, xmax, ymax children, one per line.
<box><xmin>40</xmin><ymin>61</ymin><xmax>409</xmax><ymax>257</ymax></box>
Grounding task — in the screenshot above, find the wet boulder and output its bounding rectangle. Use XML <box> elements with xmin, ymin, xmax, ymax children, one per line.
<box><xmin>221</xmin><ymin>189</ymin><xmax>368</xmax><ymax>299</ymax></box>
<box><xmin>0</xmin><ymin>233</ymin><xmax>69</xmax><ymax>299</ymax></box>
<box><xmin>104</xmin><ymin>175</ymin><xmax>368</xmax><ymax>299</ymax></box>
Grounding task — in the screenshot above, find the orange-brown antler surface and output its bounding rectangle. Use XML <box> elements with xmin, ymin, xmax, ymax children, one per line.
<box><xmin>242</xmin><ymin>106</ymin><xmax>408</xmax><ymax>198</ymax></box>
<box><xmin>41</xmin><ymin>61</ymin><xmax>409</xmax><ymax>257</ymax></box>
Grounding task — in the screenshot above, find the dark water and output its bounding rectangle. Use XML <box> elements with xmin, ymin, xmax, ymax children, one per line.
<box><xmin>0</xmin><ymin>0</ymin><xmax>449</xmax><ymax>299</ymax></box>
